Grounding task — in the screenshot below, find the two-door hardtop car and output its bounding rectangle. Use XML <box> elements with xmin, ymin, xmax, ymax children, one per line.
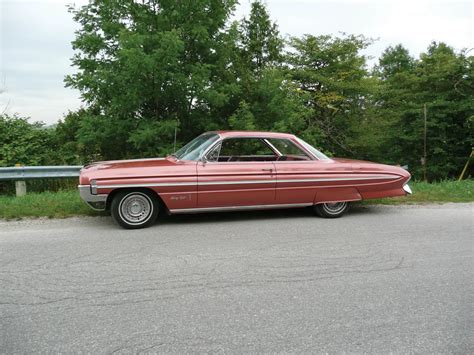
<box><xmin>78</xmin><ymin>131</ymin><xmax>411</xmax><ymax>228</ymax></box>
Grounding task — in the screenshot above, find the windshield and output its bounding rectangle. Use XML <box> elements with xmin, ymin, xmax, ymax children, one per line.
<box><xmin>174</xmin><ymin>133</ymin><xmax>220</xmax><ymax>161</ymax></box>
<box><xmin>295</xmin><ymin>137</ymin><xmax>331</xmax><ymax>160</ymax></box>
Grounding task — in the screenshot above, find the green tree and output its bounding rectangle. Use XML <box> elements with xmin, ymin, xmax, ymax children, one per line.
<box><xmin>416</xmin><ymin>43</ymin><xmax>473</xmax><ymax>179</ymax></box>
<box><xmin>66</xmin><ymin>0</ymin><xmax>237</xmax><ymax>159</ymax></box>
<box><xmin>64</xmin><ymin>0</ymin><xmax>471</xmax><ymax>181</ymax></box>
<box><xmin>375</xmin><ymin>44</ymin><xmax>415</xmax><ymax>79</ymax></box>
<box><xmin>0</xmin><ymin>114</ymin><xmax>57</xmax><ymax>166</ymax></box>
<box><xmin>54</xmin><ymin>108</ymin><xmax>104</xmax><ymax>164</ymax></box>
<box><xmin>349</xmin><ymin>44</ymin><xmax>418</xmax><ymax>165</ymax></box>
<box><xmin>228</xmin><ymin>101</ymin><xmax>256</xmax><ymax>130</ymax></box>
<box><xmin>209</xmin><ymin>1</ymin><xmax>287</xmax><ymax>131</ymax></box>
<box><xmin>286</xmin><ymin>34</ymin><xmax>375</xmax><ymax>155</ymax></box>
<box><xmin>239</xmin><ymin>0</ymin><xmax>283</xmax><ymax>75</ymax></box>
<box><xmin>373</xmin><ymin>42</ymin><xmax>473</xmax><ymax>180</ymax></box>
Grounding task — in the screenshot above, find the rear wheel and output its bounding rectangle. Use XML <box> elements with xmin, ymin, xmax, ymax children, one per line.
<box><xmin>111</xmin><ymin>190</ymin><xmax>159</xmax><ymax>229</ymax></box>
<box><xmin>314</xmin><ymin>202</ymin><xmax>349</xmax><ymax>218</ymax></box>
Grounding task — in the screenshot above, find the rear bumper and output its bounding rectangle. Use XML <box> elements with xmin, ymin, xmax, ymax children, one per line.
<box><xmin>78</xmin><ymin>185</ymin><xmax>107</xmax><ymax>211</ymax></box>
<box><xmin>403</xmin><ymin>184</ymin><xmax>412</xmax><ymax>195</ymax></box>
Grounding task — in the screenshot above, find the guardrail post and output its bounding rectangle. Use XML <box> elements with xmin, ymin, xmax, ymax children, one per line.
<box><xmin>14</xmin><ymin>164</ymin><xmax>27</xmax><ymax>197</ymax></box>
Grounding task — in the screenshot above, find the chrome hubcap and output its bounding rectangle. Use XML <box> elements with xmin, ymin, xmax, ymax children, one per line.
<box><xmin>119</xmin><ymin>193</ymin><xmax>153</xmax><ymax>225</ymax></box>
<box><xmin>322</xmin><ymin>202</ymin><xmax>347</xmax><ymax>215</ymax></box>
<box><xmin>130</xmin><ymin>202</ymin><xmax>142</xmax><ymax>215</ymax></box>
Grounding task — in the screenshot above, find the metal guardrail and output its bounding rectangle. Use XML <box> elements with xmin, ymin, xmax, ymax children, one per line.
<box><xmin>0</xmin><ymin>165</ymin><xmax>83</xmax><ymax>196</ymax></box>
<box><xmin>0</xmin><ymin>166</ymin><xmax>83</xmax><ymax>181</ymax></box>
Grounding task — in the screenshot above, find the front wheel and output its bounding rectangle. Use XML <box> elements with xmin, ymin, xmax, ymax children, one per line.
<box><xmin>313</xmin><ymin>202</ymin><xmax>350</xmax><ymax>218</ymax></box>
<box><xmin>111</xmin><ymin>190</ymin><xmax>159</xmax><ymax>229</ymax></box>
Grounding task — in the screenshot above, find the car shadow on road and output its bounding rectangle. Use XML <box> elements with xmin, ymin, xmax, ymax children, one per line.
<box><xmin>157</xmin><ymin>203</ymin><xmax>379</xmax><ymax>226</ymax></box>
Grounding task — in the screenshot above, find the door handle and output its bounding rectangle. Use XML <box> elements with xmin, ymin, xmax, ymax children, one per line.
<box><xmin>261</xmin><ymin>168</ymin><xmax>273</xmax><ymax>172</ymax></box>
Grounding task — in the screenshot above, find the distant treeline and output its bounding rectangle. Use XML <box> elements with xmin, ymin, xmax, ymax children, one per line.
<box><xmin>1</xmin><ymin>0</ymin><xmax>472</xmax><ymax>181</ymax></box>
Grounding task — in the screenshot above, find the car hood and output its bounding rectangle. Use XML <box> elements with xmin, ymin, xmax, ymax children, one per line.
<box><xmin>79</xmin><ymin>156</ymin><xmax>190</xmax><ymax>185</ymax></box>
<box><xmin>83</xmin><ymin>157</ymin><xmax>173</xmax><ymax>170</ymax></box>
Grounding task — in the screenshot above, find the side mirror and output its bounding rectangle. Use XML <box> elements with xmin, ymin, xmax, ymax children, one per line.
<box><xmin>201</xmin><ymin>155</ymin><xmax>208</xmax><ymax>165</ymax></box>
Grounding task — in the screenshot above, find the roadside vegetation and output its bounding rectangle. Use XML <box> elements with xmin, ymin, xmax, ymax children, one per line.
<box><xmin>362</xmin><ymin>179</ymin><xmax>474</xmax><ymax>205</ymax></box>
<box><xmin>1</xmin><ymin>0</ymin><xmax>472</xmax><ymax>184</ymax></box>
<box><xmin>0</xmin><ymin>0</ymin><xmax>471</xmax><ymax>216</ymax></box>
<box><xmin>0</xmin><ymin>191</ymin><xmax>100</xmax><ymax>220</ymax></box>
<box><xmin>0</xmin><ymin>180</ymin><xmax>471</xmax><ymax>220</ymax></box>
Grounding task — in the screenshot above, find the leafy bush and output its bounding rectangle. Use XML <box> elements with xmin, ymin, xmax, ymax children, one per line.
<box><xmin>0</xmin><ymin>114</ymin><xmax>57</xmax><ymax>166</ymax></box>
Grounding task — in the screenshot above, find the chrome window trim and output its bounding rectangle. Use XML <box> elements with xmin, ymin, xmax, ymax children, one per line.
<box><xmin>200</xmin><ymin>135</ymin><xmax>223</xmax><ymax>161</ymax></box>
<box><xmin>174</xmin><ymin>132</ymin><xmax>220</xmax><ymax>161</ymax></box>
<box><xmin>264</xmin><ymin>137</ymin><xmax>314</xmax><ymax>161</ymax></box>
<box><xmin>206</xmin><ymin>141</ymin><xmax>222</xmax><ymax>163</ymax></box>
<box><xmin>288</xmin><ymin>137</ymin><xmax>320</xmax><ymax>160</ymax></box>
<box><xmin>293</xmin><ymin>137</ymin><xmax>330</xmax><ymax>161</ymax></box>
<box><xmin>200</xmin><ymin>135</ymin><xmax>322</xmax><ymax>162</ymax></box>
<box><xmin>177</xmin><ymin>133</ymin><xmax>322</xmax><ymax>162</ymax></box>
<box><xmin>272</xmin><ymin>160</ymin><xmax>321</xmax><ymax>164</ymax></box>
<box><xmin>202</xmin><ymin>136</ymin><xmax>280</xmax><ymax>163</ymax></box>
<box><xmin>202</xmin><ymin>159</ymin><xmax>319</xmax><ymax>165</ymax></box>
<box><xmin>169</xmin><ymin>203</ymin><xmax>313</xmax><ymax>214</ymax></box>
<box><xmin>263</xmin><ymin>138</ymin><xmax>283</xmax><ymax>156</ymax></box>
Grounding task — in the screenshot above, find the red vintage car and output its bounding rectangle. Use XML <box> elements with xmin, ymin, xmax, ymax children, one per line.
<box><xmin>78</xmin><ymin>131</ymin><xmax>411</xmax><ymax>229</ymax></box>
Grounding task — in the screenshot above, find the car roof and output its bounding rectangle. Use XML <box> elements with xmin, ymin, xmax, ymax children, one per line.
<box><xmin>211</xmin><ymin>130</ymin><xmax>296</xmax><ymax>139</ymax></box>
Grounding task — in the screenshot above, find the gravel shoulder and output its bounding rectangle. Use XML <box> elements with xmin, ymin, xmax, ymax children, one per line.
<box><xmin>0</xmin><ymin>202</ymin><xmax>472</xmax><ymax>226</ymax></box>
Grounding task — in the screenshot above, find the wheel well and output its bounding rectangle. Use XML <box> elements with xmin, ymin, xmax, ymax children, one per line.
<box><xmin>105</xmin><ymin>188</ymin><xmax>166</xmax><ymax>212</ymax></box>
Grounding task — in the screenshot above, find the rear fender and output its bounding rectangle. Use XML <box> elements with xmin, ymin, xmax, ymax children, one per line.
<box><xmin>314</xmin><ymin>187</ymin><xmax>362</xmax><ymax>204</ymax></box>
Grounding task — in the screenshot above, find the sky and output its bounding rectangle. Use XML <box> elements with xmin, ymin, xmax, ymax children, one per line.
<box><xmin>0</xmin><ymin>0</ymin><xmax>472</xmax><ymax>125</ymax></box>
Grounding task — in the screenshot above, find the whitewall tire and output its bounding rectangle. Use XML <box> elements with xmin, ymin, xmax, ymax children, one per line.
<box><xmin>314</xmin><ymin>202</ymin><xmax>350</xmax><ymax>218</ymax></box>
<box><xmin>111</xmin><ymin>190</ymin><xmax>159</xmax><ymax>229</ymax></box>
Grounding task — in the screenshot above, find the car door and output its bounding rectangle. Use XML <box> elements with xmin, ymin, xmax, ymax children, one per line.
<box><xmin>269</xmin><ymin>138</ymin><xmax>357</xmax><ymax>205</ymax></box>
<box><xmin>197</xmin><ymin>137</ymin><xmax>277</xmax><ymax>208</ymax></box>
<box><xmin>266</xmin><ymin>137</ymin><xmax>320</xmax><ymax>204</ymax></box>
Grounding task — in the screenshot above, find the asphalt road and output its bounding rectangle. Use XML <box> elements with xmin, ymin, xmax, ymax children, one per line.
<box><xmin>0</xmin><ymin>203</ymin><xmax>473</xmax><ymax>353</ymax></box>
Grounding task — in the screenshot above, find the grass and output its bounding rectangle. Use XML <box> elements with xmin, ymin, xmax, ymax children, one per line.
<box><xmin>0</xmin><ymin>180</ymin><xmax>472</xmax><ymax>219</ymax></box>
<box><xmin>364</xmin><ymin>179</ymin><xmax>474</xmax><ymax>205</ymax></box>
<box><xmin>0</xmin><ymin>190</ymin><xmax>102</xmax><ymax>220</ymax></box>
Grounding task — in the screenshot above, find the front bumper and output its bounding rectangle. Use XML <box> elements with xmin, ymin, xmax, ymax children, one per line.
<box><xmin>78</xmin><ymin>185</ymin><xmax>107</xmax><ymax>211</ymax></box>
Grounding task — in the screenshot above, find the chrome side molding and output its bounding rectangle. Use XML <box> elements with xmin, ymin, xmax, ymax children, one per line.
<box><xmin>95</xmin><ymin>174</ymin><xmax>399</xmax><ymax>190</ymax></box>
<box><xmin>169</xmin><ymin>203</ymin><xmax>313</xmax><ymax>214</ymax></box>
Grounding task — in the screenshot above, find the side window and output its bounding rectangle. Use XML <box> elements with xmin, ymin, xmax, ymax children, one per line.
<box><xmin>267</xmin><ymin>138</ymin><xmax>312</xmax><ymax>161</ymax></box>
<box><xmin>209</xmin><ymin>138</ymin><xmax>277</xmax><ymax>162</ymax></box>
<box><xmin>206</xmin><ymin>142</ymin><xmax>221</xmax><ymax>162</ymax></box>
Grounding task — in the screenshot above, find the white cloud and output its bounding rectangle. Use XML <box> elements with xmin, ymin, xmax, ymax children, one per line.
<box><xmin>1</xmin><ymin>0</ymin><xmax>85</xmax><ymax>123</ymax></box>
